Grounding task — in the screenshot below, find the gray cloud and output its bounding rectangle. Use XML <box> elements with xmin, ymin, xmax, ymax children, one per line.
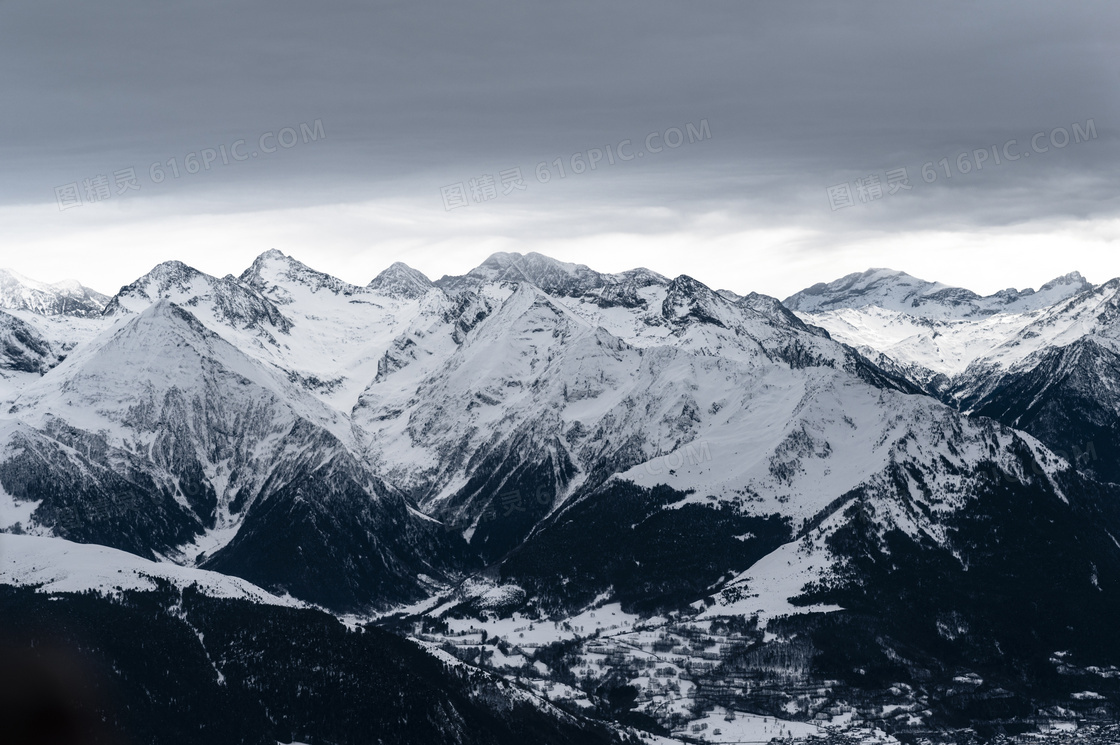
<box><xmin>1</xmin><ymin>0</ymin><xmax>1117</xmax><ymax>290</ymax></box>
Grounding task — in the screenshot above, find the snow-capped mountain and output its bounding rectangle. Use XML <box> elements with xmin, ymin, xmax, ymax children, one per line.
<box><xmin>785</xmin><ymin>267</ymin><xmax>1091</xmax><ymax>319</ymax></box>
<box><xmin>4</xmin><ymin>252</ymin><xmax>1120</xmax><ymax>741</ymax></box>
<box><xmin>947</xmin><ymin>278</ymin><xmax>1120</xmax><ymax>483</ymax></box>
<box><xmin>0</xmin><ymin>273</ymin><xmax>108</xmax><ymax>405</ymax></box>
<box><xmin>0</xmin><ymin>268</ymin><xmax>109</xmax><ymax>318</ymax></box>
<box><xmin>2</xmin><ymin>297</ymin><xmax>469</xmax><ymax>610</ymax></box>
<box><xmin>764</xmin><ymin>269</ymin><xmax>1094</xmax><ymax>405</ymax></box>
<box><xmin>354</xmin><ymin>254</ymin><xmax>936</xmax><ymax>565</ymax></box>
<box><xmin>5</xmin><ymin>251</ymin><xmax>1117</xmax><ymax>606</ymax></box>
<box><xmin>784</xmin><ymin>268</ymin><xmax>1096</xmax><ymax>378</ymax></box>
<box><xmin>791</xmin><ymin>268</ymin><xmax>1120</xmax><ymax>485</ymax></box>
<box><xmin>369</xmin><ymin>260</ymin><xmax>437</xmax><ymax>298</ymax></box>
<box><xmin>104</xmin><ymin>259</ymin><xmax>293</xmax><ymax>343</ymax></box>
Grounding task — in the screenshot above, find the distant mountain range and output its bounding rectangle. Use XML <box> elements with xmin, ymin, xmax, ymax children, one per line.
<box><xmin>3</xmin><ymin>252</ymin><xmax>1119</xmax><ymax>744</ymax></box>
<box><xmin>784</xmin><ymin>267</ymin><xmax>1092</xmax><ymax>318</ymax></box>
<box><xmin>790</xmin><ymin>267</ymin><xmax>1120</xmax><ymax>484</ymax></box>
<box><xmin>0</xmin><ymin>267</ymin><xmax>109</xmax><ymax>317</ymax></box>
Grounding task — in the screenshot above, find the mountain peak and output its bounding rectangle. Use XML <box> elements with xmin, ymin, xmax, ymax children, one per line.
<box><xmin>103</xmin><ymin>260</ymin><xmax>208</xmax><ymax>316</ymax></box>
<box><xmin>138</xmin><ymin>297</ymin><xmax>211</xmax><ymax>331</ymax></box>
<box><xmin>1039</xmin><ymin>270</ymin><xmax>1091</xmax><ymax>291</ymax></box>
<box><xmin>101</xmin><ymin>260</ymin><xmax>292</xmax><ymax>339</ymax></box>
<box><xmin>857</xmin><ymin>267</ymin><xmax>912</xmax><ymax>281</ymax></box>
<box><xmin>241</xmin><ymin>250</ymin><xmax>361</xmax><ymax>297</ymax></box>
<box><xmin>367</xmin><ymin>262</ymin><xmax>433</xmax><ymax>299</ymax></box>
<box><xmin>662</xmin><ymin>274</ymin><xmax>737</xmax><ymax>328</ymax></box>
<box><xmin>143</xmin><ymin>259</ymin><xmax>200</xmax><ymax>281</ymax></box>
<box><xmin>241</xmin><ymin>249</ymin><xmax>304</xmax><ymax>280</ymax></box>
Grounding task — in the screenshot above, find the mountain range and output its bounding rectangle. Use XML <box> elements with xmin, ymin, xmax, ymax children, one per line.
<box><xmin>3</xmin><ymin>252</ymin><xmax>1119</xmax><ymax>744</ymax></box>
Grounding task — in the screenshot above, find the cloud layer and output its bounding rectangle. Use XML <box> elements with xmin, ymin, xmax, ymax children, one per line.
<box><xmin>2</xmin><ymin>0</ymin><xmax>1117</xmax><ymax>295</ymax></box>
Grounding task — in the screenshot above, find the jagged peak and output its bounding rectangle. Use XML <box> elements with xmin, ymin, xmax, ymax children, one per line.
<box><xmin>432</xmin><ymin>252</ymin><xmax>671</xmax><ymax>304</ymax></box>
<box><xmin>102</xmin><ymin>260</ymin><xmax>212</xmax><ymax>315</ymax></box>
<box><xmin>383</xmin><ymin>260</ymin><xmax>422</xmax><ymax>273</ymax></box>
<box><xmin>1039</xmin><ymin>270</ymin><xmax>1091</xmax><ymax>291</ymax></box>
<box><xmin>614</xmin><ymin>266</ymin><xmax>670</xmax><ymax>286</ymax></box>
<box><xmin>101</xmin><ymin>260</ymin><xmax>292</xmax><ymax>335</ymax></box>
<box><xmin>661</xmin><ymin>274</ymin><xmax>739</xmax><ymax>329</ymax></box>
<box><xmin>241</xmin><ymin>250</ymin><xmax>361</xmax><ymax>297</ymax></box>
<box><xmin>665</xmin><ymin>273</ymin><xmax>713</xmax><ymax>294</ymax></box>
<box><xmin>662</xmin><ymin>278</ymin><xmax>815</xmax><ymax>335</ymax></box>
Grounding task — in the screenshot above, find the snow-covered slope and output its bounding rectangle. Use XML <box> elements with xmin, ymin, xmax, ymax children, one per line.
<box><xmin>0</xmin><ymin>310</ymin><xmax>59</xmax><ymax>374</ymax></box>
<box><xmin>0</xmin><ymin>532</ymin><xmax>301</xmax><ymax>605</ymax></box>
<box><xmin>354</xmin><ymin>258</ymin><xmax>933</xmax><ymax>565</ymax></box>
<box><xmin>957</xmin><ymin>278</ymin><xmax>1120</xmax><ymax>376</ymax></box>
<box><xmin>795</xmin><ymin>305</ymin><xmax>1044</xmax><ymax>382</ymax></box>
<box><xmin>0</xmin><ymin>309</ymin><xmax>67</xmax><ymax>404</ymax></box>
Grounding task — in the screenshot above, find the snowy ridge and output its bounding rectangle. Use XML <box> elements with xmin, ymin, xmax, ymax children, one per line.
<box><xmin>237</xmin><ymin>249</ymin><xmax>452</xmax><ymax>412</ymax></box>
<box><xmin>786</xmin><ymin>267</ymin><xmax>1091</xmax><ymax>319</ymax></box>
<box><xmin>103</xmin><ymin>259</ymin><xmax>294</xmax><ymax>350</ymax></box>
<box><xmin>0</xmin><ymin>533</ymin><xmax>301</xmax><ymax>605</ymax></box>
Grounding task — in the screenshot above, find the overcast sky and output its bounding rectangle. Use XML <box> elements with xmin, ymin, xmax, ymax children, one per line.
<box><xmin>1</xmin><ymin>0</ymin><xmax>1117</xmax><ymax>299</ymax></box>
